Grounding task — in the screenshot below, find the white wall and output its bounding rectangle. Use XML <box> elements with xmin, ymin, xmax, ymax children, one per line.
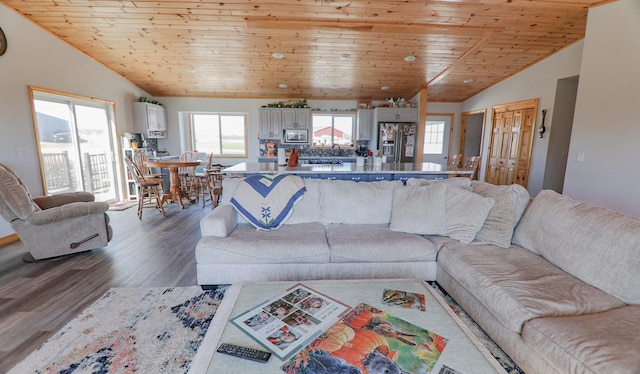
<box><xmin>461</xmin><ymin>41</ymin><xmax>584</xmax><ymax>196</ymax></box>
<box><xmin>0</xmin><ymin>4</ymin><xmax>149</xmax><ymax>237</ymax></box>
<box><xmin>563</xmin><ymin>0</ymin><xmax>640</xmax><ymax>217</ymax></box>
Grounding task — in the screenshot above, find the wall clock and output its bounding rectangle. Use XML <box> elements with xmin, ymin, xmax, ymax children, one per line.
<box><xmin>0</xmin><ymin>28</ymin><xmax>7</xmax><ymax>56</ymax></box>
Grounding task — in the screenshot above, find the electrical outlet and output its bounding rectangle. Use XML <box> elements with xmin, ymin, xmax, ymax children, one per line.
<box><xmin>577</xmin><ymin>153</ymin><xmax>585</xmax><ymax>162</ymax></box>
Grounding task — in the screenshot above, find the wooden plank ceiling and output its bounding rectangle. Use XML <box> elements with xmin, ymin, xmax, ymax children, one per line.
<box><xmin>2</xmin><ymin>0</ymin><xmax>614</xmax><ymax>102</ymax></box>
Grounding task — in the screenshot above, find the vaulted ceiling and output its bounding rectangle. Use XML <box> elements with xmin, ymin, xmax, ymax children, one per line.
<box><xmin>2</xmin><ymin>0</ymin><xmax>613</xmax><ymax>102</ymax></box>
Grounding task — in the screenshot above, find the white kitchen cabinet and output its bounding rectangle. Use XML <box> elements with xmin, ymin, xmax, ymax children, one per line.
<box><xmin>374</xmin><ymin>107</ymin><xmax>419</xmax><ymax>122</ymax></box>
<box><xmin>282</xmin><ymin>108</ymin><xmax>311</xmax><ymax>129</ymax></box>
<box><xmin>133</xmin><ymin>102</ymin><xmax>167</xmax><ymax>138</ymax></box>
<box><xmin>259</xmin><ymin>108</ymin><xmax>283</xmax><ymax>139</ymax></box>
<box><xmin>356</xmin><ymin>109</ymin><xmax>374</xmax><ymax>140</ymax></box>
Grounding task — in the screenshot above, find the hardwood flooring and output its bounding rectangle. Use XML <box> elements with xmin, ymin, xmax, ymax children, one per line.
<box><xmin>0</xmin><ymin>202</ymin><xmax>211</xmax><ymax>372</ymax></box>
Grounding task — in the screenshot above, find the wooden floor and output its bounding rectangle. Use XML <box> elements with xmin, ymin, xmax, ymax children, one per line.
<box><xmin>0</xmin><ymin>202</ymin><xmax>211</xmax><ymax>372</ymax></box>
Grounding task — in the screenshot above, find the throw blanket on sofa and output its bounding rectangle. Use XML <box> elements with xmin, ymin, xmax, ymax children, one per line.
<box><xmin>231</xmin><ymin>175</ymin><xmax>306</xmax><ymax>230</ymax></box>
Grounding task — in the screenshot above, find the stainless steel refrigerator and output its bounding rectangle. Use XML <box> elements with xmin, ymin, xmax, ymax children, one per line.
<box><xmin>379</xmin><ymin>123</ymin><xmax>417</xmax><ymax>163</ymax></box>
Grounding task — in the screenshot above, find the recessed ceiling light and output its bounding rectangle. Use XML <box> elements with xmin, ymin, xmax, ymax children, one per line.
<box><xmin>381</xmin><ymin>86</ymin><xmax>390</xmax><ymax>91</ymax></box>
<box><xmin>272</xmin><ymin>52</ymin><xmax>284</xmax><ymax>59</ymax></box>
<box><xmin>463</xmin><ymin>78</ymin><xmax>474</xmax><ymax>84</ymax></box>
<box><xmin>278</xmin><ymin>83</ymin><xmax>288</xmax><ymax>89</ymax></box>
<box><xmin>404</xmin><ymin>55</ymin><xmax>416</xmax><ymax>62</ymax></box>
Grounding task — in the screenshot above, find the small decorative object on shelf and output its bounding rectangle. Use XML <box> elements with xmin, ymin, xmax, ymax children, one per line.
<box><xmin>138</xmin><ymin>96</ymin><xmax>163</xmax><ymax>106</ymax></box>
<box><xmin>264</xmin><ymin>99</ymin><xmax>308</xmax><ymax>108</ymax></box>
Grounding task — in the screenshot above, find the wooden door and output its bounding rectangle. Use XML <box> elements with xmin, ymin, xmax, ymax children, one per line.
<box><xmin>485</xmin><ymin>99</ymin><xmax>538</xmax><ymax>187</ymax></box>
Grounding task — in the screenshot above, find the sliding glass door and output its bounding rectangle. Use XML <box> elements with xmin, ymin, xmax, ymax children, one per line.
<box><xmin>31</xmin><ymin>88</ymin><xmax>119</xmax><ymax>202</ymax></box>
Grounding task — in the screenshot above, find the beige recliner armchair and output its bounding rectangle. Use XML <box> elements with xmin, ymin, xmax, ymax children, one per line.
<box><xmin>0</xmin><ymin>163</ymin><xmax>113</xmax><ymax>261</ymax></box>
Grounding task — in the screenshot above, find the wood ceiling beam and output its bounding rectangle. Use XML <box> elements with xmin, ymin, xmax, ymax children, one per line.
<box><xmin>245</xmin><ymin>17</ymin><xmax>503</xmax><ymax>36</ymax></box>
<box><xmin>428</xmin><ymin>32</ymin><xmax>498</xmax><ymax>86</ymax></box>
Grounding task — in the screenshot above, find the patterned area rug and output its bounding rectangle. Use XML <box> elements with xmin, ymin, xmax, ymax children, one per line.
<box><xmin>429</xmin><ymin>282</ymin><xmax>525</xmax><ymax>374</ymax></box>
<box><xmin>9</xmin><ymin>285</ymin><xmax>228</xmax><ymax>374</ymax></box>
<box><xmin>108</xmin><ymin>200</ymin><xmax>137</xmax><ymax>211</ymax></box>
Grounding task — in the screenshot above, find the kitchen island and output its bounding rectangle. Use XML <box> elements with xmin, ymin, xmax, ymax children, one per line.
<box><xmin>222</xmin><ymin>162</ymin><xmax>474</xmax><ymax>182</ymax></box>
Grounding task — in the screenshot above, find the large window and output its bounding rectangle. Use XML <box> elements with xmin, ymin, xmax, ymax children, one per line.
<box><xmin>191</xmin><ymin>113</ymin><xmax>247</xmax><ymax>156</ymax></box>
<box><xmin>31</xmin><ymin>88</ymin><xmax>118</xmax><ymax>202</ymax></box>
<box><xmin>311</xmin><ymin>113</ymin><xmax>355</xmax><ymax>148</ymax></box>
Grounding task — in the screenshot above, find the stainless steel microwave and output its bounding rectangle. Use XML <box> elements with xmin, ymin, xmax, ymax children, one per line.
<box><xmin>282</xmin><ymin>129</ymin><xmax>309</xmax><ymax>143</ymax></box>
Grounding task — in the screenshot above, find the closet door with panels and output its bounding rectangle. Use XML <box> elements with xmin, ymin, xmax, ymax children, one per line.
<box><xmin>486</xmin><ymin>99</ymin><xmax>538</xmax><ymax>188</ymax></box>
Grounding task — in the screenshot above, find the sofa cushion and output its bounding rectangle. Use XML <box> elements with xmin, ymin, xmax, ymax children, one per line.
<box><xmin>389</xmin><ymin>184</ymin><xmax>447</xmax><ymax>235</ymax></box>
<box><xmin>513</xmin><ymin>189</ymin><xmax>640</xmax><ymax>305</ymax></box>
<box><xmin>231</xmin><ymin>175</ymin><xmax>306</xmax><ymax>230</ymax></box>
<box><xmin>286</xmin><ymin>178</ymin><xmax>321</xmax><ymax>224</ymax></box>
<box><xmin>522</xmin><ymin>306</ymin><xmax>640</xmax><ymax>374</ymax></box>
<box><xmin>471</xmin><ymin>181</ymin><xmax>530</xmax><ymax>248</ymax></box>
<box><xmin>195</xmin><ymin>222</ymin><xmax>329</xmax><ymax>264</ymax></box>
<box><xmin>437</xmin><ymin>243</ymin><xmax>626</xmax><ymax>333</ymax></box>
<box><xmin>406</xmin><ymin>177</ymin><xmax>472</xmax><ymax>190</ymax></box>
<box><xmin>319</xmin><ymin>180</ymin><xmax>402</xmax><ymax>225</ymax></box>
<box><xmin>326</xmin><ymin>224</ymin><xmax>438</xmax><ymax>263</ymax></box>
<box><xmin>445</xmin><ymin>187</ymin><xmax>495</xmax><ymax>244</ymax></box>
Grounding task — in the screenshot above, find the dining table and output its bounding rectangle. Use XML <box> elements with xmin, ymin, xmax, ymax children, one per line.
<box><xmin>145</xmin><ymin>159</ymin><xmax>201</xmax><ymax>209</ymax></box>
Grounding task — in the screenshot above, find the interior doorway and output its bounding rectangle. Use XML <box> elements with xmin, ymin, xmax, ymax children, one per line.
<box><xmin>460</xmin><ymin>110</ymin><xmax>486</xmax><ymax>167</ymax></box>
<box><xmin>30</xmin><ymin>87</ymin><xmax>119</xmax><ymax>202</ymax></box>
<box><xmin>542</xmin><ymin>76</ymin><xmax>579</xmax><ymax>193</ymax></box>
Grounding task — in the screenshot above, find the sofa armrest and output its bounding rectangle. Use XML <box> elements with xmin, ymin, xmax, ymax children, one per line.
<box><xmin>29</xmin><ymin>201</ymin><xmax>109</xmax><ymax>225</ymax></box>
<box><xmin>33</xmin><ymin>192</ymin><xmax>95</xmax><ymax>210</ymax></box>
<box><xmin>200</xmin><ymin>204</ymin><xmax>237</xmax><ymax>237</ymax></box>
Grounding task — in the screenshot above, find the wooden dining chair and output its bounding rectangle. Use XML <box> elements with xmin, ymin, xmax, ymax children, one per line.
<box><xmin>205</xmin><ymin>168</ymin><xmax>224</xmax><ymax>210</ymax></box>
<box><xmin>133</xmin><ymin>151</ymin><xmax>165</xmax><ymax>183</ymax></box>
<box><xmin>178</xmin><ymin>151</ymin><xmax>198</xmax><ymax>201</ymax></box>
<box><xmin>449</xmin><ymin>153</ymin><xmax>462</xmax><ymax>168</ymax></box>
<box><xmin>195</xmin><ymin>153</ymin><xmax>214</xmax><ymax>206</ymax></box>
<box><xmin>464</xmin><ymin>156</ymin><xmax>481</xmax><ymax>180</ymax></box>
<box><xmin>125</xmin><ymin>157</ymin><xmax>165</xmax><ymax>219</ymax></box>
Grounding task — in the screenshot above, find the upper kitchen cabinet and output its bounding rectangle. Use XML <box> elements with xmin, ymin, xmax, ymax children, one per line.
<box><xmin>356</xmin><ymin>109</ymin><xmax>374</xmax><ymax>140</ymax></box>
<box><xmin>133</xmin><ymin>102</ymin><xmax>167</xmax><ymax>138</ymax></box>
<box><xmin>281</xmin><ymin>108</ymin><xmax>311</xmax><ymax>129</ymax></box>
<box><xmin>374</xmin><ymin>107</ymin><xmax>419</xmax><ymax>122</ymax></box>
<box><xmin>259</xmin><ymin>108</ymin><xmax>283</xmax><ymax>139</ymax></box>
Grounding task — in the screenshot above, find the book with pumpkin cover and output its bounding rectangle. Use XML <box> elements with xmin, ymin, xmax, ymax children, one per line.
<box><xmin>281</xmin><ymin>302</ymin><xmax>448</xmax><ymax>374</ymax></box>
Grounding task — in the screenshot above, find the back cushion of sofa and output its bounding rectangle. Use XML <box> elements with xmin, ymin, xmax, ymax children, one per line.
<box><xmin>513</xmin><ymin>190</ymin><xmax>640</xmax><ymax>305</ymax></box>
<box><xmin>319</xmin><ymin>180</ymin><xmax>402</xmax><ymax>225</ymax></box>
<box><xmin>286</xmin><ymin>178</ymin><xmax>321</xmax><ymax>224</ymax></box>
<box><xmin>472</xmin><ymin>181</ymin><xmax>530</xmax><ymax>248</ymax></box>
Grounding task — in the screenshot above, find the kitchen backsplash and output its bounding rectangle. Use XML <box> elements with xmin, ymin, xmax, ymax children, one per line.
<box><xmin>259</xmin><ymin>139</ymin><xmax>368</xmax><ymax>158</ymax></box>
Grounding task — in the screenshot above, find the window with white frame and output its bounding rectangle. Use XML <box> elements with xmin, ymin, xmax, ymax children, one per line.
<box><xmin>311</xmin><ymin>112</ymin><xmax>355</xmax><ymax>148</ymax></box>
<box><xmin>191</xmin><ymin>112</ymin><xmax>247</xmax><ymax>156</ymax></box>
<box><xmin>423</xmin><ymin>120</ymin><xmax>445</xmax><ymax>154</ymax></box>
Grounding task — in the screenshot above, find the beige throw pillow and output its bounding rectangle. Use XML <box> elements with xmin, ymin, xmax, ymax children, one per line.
<box><xmin>445</xmin><ymin>187</ymin><xmax>495</xmax><ymax>244</ymax></box>
<box><xmin>390</xmin><ymin>184</ymin><xmax>447</xmax><ymax>235</ymax></box>
<box><xmin>471</xmin><ymin>181</ymin><xmax>531</xmax><ymax>248</ymax></box>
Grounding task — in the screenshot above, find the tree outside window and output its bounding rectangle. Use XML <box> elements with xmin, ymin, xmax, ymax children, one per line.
<box><xmin>191</xmin><ymin>113</ymin><xmax>247</xmax><ymax>156</ymax></box>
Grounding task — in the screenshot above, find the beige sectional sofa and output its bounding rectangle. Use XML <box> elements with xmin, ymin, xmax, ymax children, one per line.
<box><xmin>437</xmin><ymin>189</ymin><xmax>640</xmax><ymax>374</ymax></box>
<box><xmin>195</xmin><ymin>176</ymin><xmax>640</xmax><ymax>373</ymax></box>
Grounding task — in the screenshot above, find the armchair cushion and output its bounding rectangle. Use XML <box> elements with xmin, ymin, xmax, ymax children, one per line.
<box><xmin>29</xmin><ymin>201</ymin><xmax>109</xmax><ymax>225</ymax></box>
<box><xmin>0</xmin><ymin>165</ymin><xmax>36</xmax><ymax>220</ymax></box>
<box><xmin>33</xmin><ymin>192</ymin><xmax>95</xmax><ymax>210</ymax></box>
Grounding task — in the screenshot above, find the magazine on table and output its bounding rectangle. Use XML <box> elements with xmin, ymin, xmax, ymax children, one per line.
<box><xmin>231</xmin><ymin>283</ymin><xmax>351</xmax><ymax>360</ymax></box>
<box><xmin>281</xmin><ymin>302</ymin><xmax>449</xmax><ymax>374</ymax></box>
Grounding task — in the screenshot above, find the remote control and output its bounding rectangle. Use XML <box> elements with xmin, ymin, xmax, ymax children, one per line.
<box><xmin>216</xmin><ymin>343</ymin><xmax>271</xmax><ymax>363</ymax></box>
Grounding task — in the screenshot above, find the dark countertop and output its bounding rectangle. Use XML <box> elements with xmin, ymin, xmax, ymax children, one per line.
<box><xmin>222</xmin><ymin>162</ymin><xmax>473</xmax><ymax>175</ymax></box>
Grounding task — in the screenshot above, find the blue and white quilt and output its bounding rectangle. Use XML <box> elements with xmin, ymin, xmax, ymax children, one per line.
<box><xmin>231</xmin><ymin>174</ymin><xmax>306</xmax><ymax>230</ymax></box>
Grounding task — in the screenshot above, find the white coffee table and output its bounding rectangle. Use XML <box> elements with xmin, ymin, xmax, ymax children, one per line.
<box><xmin>191</xmin><ymin>279</ymin><xmax>506</xmax><ymax>374</ymax></box>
